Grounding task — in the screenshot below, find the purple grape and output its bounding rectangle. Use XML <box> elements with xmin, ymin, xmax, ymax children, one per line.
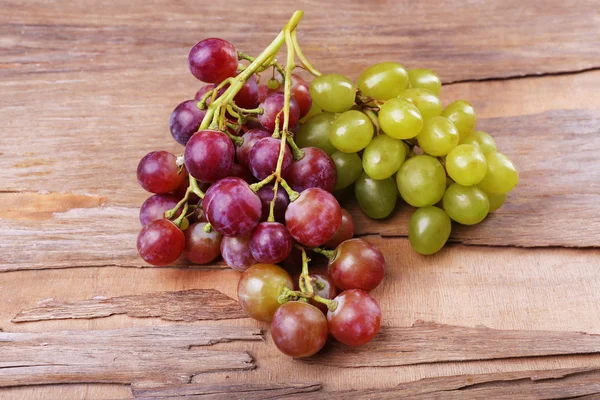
<box><xmin>184</xmin><ymin>130</ymin><xmax>234</xmax><ymax>183</ymax></box>
<box><xmin>287</xmin><ymin>147</ymin><xmax>337</xmax><ymax>192</ymax></box>
<box><xmin>183</xmin><ymin>222</ymin><xmax>222</xmax><ymax>265</ymax></box>
<box><xmin>248</xmin><ymin>137</ymin><xmax>292</xmax><ymax>180</ymax></box>
<box><xmin>137</xmin><ymin>151</ymin><xmax>185</xmax><ymax>194</ymax></box>
<box><xmin>236</xmin><ymin>129</ymin><xmax>271</xmax><ymax>167</ymax></box>
<box><xmin>169</xmin><ymin>100</ymin><xmax>207</xmax><ymax>146</ymax></box>
<box><xmin>256</xmin><ymin>184</ymin><xmax>289</xmax><ymax>223</ymax></box>
<box><xmin>220</xmin><ymin>235</ymin><xmax>257</xmax><ymax>272</ymax></box>
<box><xmin>188</xmin><ymin>38</ymin><xmax>238</xmax><ymax>83</ymax></box>
<box><xmin>139</xmin><ymin>194</ymin><xmax>181</xmax><ymax>226</ymax></box>
<box><xmin>258</xmin><ymin>92</ymin><xmax>300</xmax><ymax>131</ymax></box>
<box><xmin>228</xmin><ymin>163</ymin><xmax>255</xmax><ymax>184</ymax></box>
<box><xmin>217</xmin><ymin>75</ymin><xmax>259</xmax><ymax>109</ymax></box>
<box><xmin>137</xmin><ymin>219</ymin><xmax>185</xmax><ymax>266</ymax></box>
<box><xmin>249</xmin><ymin>222</ymin><xmax>293</xmax><ymax>264</ymax></box>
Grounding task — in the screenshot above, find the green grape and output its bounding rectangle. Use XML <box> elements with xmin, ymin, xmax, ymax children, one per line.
<box><xmin>332</xmin><ymin>151</ymin><xmax>363</xmax><ymax>190</ymax></box>
<box><xmin>460</xmin><ymin>130</ymin><xmax>497</xmax><ymax>154</ymax></box>
<box><xmin>396</xmin><ymin>155</ymin><xmax>446</xmax><ymax>207</ymax></box>
<box><xmin>355</xmin><ymin>172</ymin><xmax>397</xmax><ymax>219</ymax></box>
<box><xmin>296</xmin><ymin>112</ymin><xmax>337</xmax><ymax>155</ymax></box>
<box><xmin>482</xmin><ymin>189</ymin><xmax>507</xmax><ymax>212</ymax></box>
<box><xmin>299</xmin><ymin>102</ymin><xmax>323</xmax><ymax>123</ymax></box>
<box><xmin>445</xmin><ymin>144</ymin><xmax>487</xmax><ymax>186</ymax></box>
<box><xmin>397</xmin><ymin>88</ymin><xmax>442</xmax><ymax>121</ymax></box>
<box><xmin>357</xmin><ymin>62</ymin><xmax>409</xmax><ymax>101</ymax></box>
<box><xmin>329</xmin><ymin>110</ymin><xmax>374</xmax><ymax>153</ymax></box>
<box><xmin>417</xmin><ymin>116</ymin><xmax>459</xmax><ymax>156</ymax></box>
<box><xmin>407</xmin><ymin>68</ymin><xmax>441</xmax><ymax>95</ymax></box>
<box><xmin>378</xmin><ymin>98</ymin><xmax>423</xmax><ymax>139</ymax></box>
<box><xmin>309</xmin><ymin>74</ymin><xmax>356</xmax><ymax>113</ymax></box>
<box><xmin>443</xmin><ymin>183</ymin><xmax>490</xmax><ymax>225</ymax></box>
<box><xmin>478</xmin><ymin>152</ymin><xmax>519</xmax><ymax>194</ymax></box>
<box><xmin>362</xmin><ymin>134</ymin><xmax>406</xmax><ymax>180</ymax></box>
<box><xmin>442</xmin><ymin>100</ymin><xmax>476</xmax><ymax>138</ymax></box>
<box><xmin>409</xmin><ymin>206</ymin><xmax>451</xmax><ymax>255</ymax></box>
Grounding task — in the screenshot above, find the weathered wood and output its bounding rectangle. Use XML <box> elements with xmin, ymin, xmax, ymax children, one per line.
<box><xmin>0</xmin><ymin>325</ymin><xmax>262</xmax><ymax>387</ymax></box>
<box><xmin>305</xmin><ymin>321</ymin><xmax>600</xmax><ymax>367</ymax></box>
<box><xmin>131</xmin><ymin>382</ymin><xmax>322</xmax><ymax>399</ymax></box>
<box><xmin>12</xmin><ymin>289</ymin><xmax>245</xmax><ymax>323</ymax></box>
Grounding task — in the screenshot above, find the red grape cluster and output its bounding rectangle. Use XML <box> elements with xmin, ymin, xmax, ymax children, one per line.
<box><xmin>136</xmin><ymin>11</ymin><xmax>384</xmax><ymax>358</ymax></box>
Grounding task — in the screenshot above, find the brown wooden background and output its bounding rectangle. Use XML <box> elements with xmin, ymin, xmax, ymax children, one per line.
<box><xmin>1</xmin><ymin>0</ymin><xmax>600</xmax><ymax>398</ymax></box>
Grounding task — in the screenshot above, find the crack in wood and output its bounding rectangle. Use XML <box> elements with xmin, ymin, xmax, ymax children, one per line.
<box><xmin>444</xmin><ymin>66</ymin><xmax>600</xmax><ymax>85</ymax></box>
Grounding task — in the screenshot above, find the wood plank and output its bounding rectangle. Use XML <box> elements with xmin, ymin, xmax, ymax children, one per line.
<box><xmin>11</xmin><ymin>289</ymin><xmax>245</xmax><ymax>323</ymax></box>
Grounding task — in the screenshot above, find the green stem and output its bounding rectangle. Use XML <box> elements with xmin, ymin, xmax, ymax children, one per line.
<box><xmin>291</xmin><ymin>29</ymin><xmax>322</xmax><ymax>77</ymax></box>
<box><xmin>280</xmin><ymin>179</ymin><xmax>300</xmax><ymax>201</ymax></box>
<box><xmin>311</xmin><ymin>247</ymin><xmax>336</xmax><ymax>260</ymax></box>
<box><xmin>363</xmin><ymin>108</ymin><xmax>380</xmax><ymax>135</ymax></box>
<box><xmin>203</xmin><ymin>223</ymin><xmax>212</xmax><ymax>233</ymax></box>
<box><xmin>164</xmin><ymin>177</ymin><xmax>205</xmax><ymax>219</ymax></box>
<box><xmin>250</xmin><ymin>174</ymin><xmax>275</xmax><ymax>192</ymax></box>
<box><xmin>299</xmin><ymin>247</ymin><xmax>314</xmax><ymax>295</ymax></box>
<box><xmin>173</xmin><ymin>202</ymin><xmax>189</xmax><ymax>227</ymax></box>
<box><xmin>197</xmin><ymin>89</ymin><xmax>214</xmax><ymax>110</ymax></box>
<box><xmin>313</xmin><ymin>295</ymin><xmax>338</xmax><ymax>312</ymax></box>
<box><xmin>287</xmin><ymin>135</ymin><xmax>304</xmax><ymax>160</ymax></box>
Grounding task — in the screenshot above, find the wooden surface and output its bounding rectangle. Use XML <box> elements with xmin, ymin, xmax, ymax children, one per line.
<box><xmin>1</xmin><ymin>0</ymin><xmax>600</xmax><ymax>398</ymax></box>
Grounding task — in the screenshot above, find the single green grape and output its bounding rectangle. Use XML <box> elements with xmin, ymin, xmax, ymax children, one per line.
<box><xmin>445</xmin><ymin>144</ymin><xmax>487</xmax><ymax>186</ymax></box>
<box><xmin>443</xmin><ymin>183</ymin><xmax>490</xmax><ymax>225</ymax></box>
<box><xmin>442</xmin><ymin>100</ymin><xmax>476</xmax><ymax>138</ymax></box>
<box><xmin>329</xmin><ymin>110</ymin><xmax>374</xmax><ymax>153</ymax></box>
<box><xmin>331</xmin><ymin>151</ymin><xmax>363</xmax><ymax>190</ymax></box>
<box><xmin>378</xmin><ymin>98</ymin><xmax>423</xmax><ymax>139</ymax></box>
<box><xmin>460</xmin><ymin>130</ymin><xmax>497</xmax><ymax>154</ymax></box>
<box><xmin>407</xmin><ymin>68</ymin><xmax>441</xmax><ymax>95</ymax></box>
<box><xmin>482</xmin><ymin>189</ymin><xmax>507</xmax><ymax>212</ymax></box>
<box><xmin>309</xmin><ymin>74</ymin><xmax>356</xmax><ymax>113</ymax></box>
<box><xmin>355</xmin><ymin>172</ymin><xmax>397</xmax><ymax>219</ymax></box>
<box><xmin>296</xmin><ymin>112</ymin><xmax>337</xmax><ymax>155</ymax></box>
<box><xmin>478</xmin><ymin>152</ymin><xmax>519</xmax><ymax>194</ymax></box>
<box><xmin>409</xmin><ymin>206</ymin><xmax>451</xmax><ymax>255</ymax></box>
<box><xmin>417</xmin><ymin>116</ymin><xmax>459</xmax><ymax>156</ymax></box>
<box><xmin>362</xmin><ymin>134</ymin><xmax>406</xmax><ymax>180</ymax></box>
<box><xmin>396</xmin><ymin>155</ymin><xmax>446</xmax><ymax>207</ymax></box>
<box><xmin>299</xmin><ymin>102</ymin><xmax>323</xmax><ymax>123</ymax></box>
<box><xmin>397</xmin><ymin>88</ymin><xmax>443</xmax><ymax>121</ymax></box>
<box><xmin>357</xmin><ymin>62</ymin><xmax>409</xmax><ymax>101</ymax></box>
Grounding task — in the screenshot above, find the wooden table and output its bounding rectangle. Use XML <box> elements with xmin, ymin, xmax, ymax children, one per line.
<box><xmin>2</xmin><ymin>0</ymin><xmax>600</xmax><ymax>398</ymax></box>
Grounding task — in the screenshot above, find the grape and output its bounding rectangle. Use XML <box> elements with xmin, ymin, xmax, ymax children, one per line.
<box><xmin>445</xmin><ymin>144</ymin><xmax>487</xmax><ymax>186</ymax></box>
<box><xmin>355</xmin><ymin>172</ymin><xmax>397</xmax><ymax>219</ymax></box>
<box><xmin>328</xmin><ymin>238</ymin><xmax>385</xmax><ymax>292</ymax></box>
<box><xmin>237</xmin><ymin>263</ymin><xmax>293</xmax><ymax>322</ymax></box>
<box><xmin>276</xmin><ymin>73</ymin><xmax>312</xmax><ymax>118</ymax></box>
<box><xmin>396</xmin><ymin>155</ymin><xmax>446</xmax><ymax>207</ymax></box>
<box><xmin>258</xmin><ymin>92</ymin><xmax>300</xmax><ymax>132</ymax></box>
<box><xmin>417</xmin><ymin>116</ymin><xmax>459</xmax><ymax>156</ymax></box>
<box><xmin>304</xmin><ymin>274</ymin><xmax>338</xmax><ymax>314</ymax></box>
<box><xmin>477</xmin><ymin>152</ymin><xmax>519</xmax><ymax>194</ymax></box>
<box><xmin>295</xmin><ymin>112</ymin><xmax>337</xmax><ymax>155</ymax></box>
<box><xmin>248</xmin><ymin>137</ymin><xmax>292</xmax><ymax>180</ymax></box>
<box><xmin>325</xmin><ymin>208</ymin><xmax>355</xmax><ymax>249</ymax></box>
<box><xmin>331</xmin><ymin>151</ymin><xmax>363</xmax><ymax>190</ymax></box>
<box><xmin>271</xmin><ymin>301</ymin><xmax>328</xmax><ymax>357</ymax></box>
<box><xmin>443</xmin><ymin>183</ymin><xmax>490</xmax><ymax>225</ymax></box>
<box><xmin>249</xmin><ymin>221</ymin><xmax>293</xmax><ymax>264</ymax></box>
<box><xmin>407</xmin><ymin>68</ymin><xmax>441</xmax><ymax>95</ymax></box>
<box><xmin>203</xmin><ymin>177</ymin><xmax>262</xmax><ymax>236</ymax></box>
<box><xmin>256</xmin><ymin>184</ymin><xmax>289</xmax><ymax>223</ymax></box>
<box><xmin>327</xmin><ymin>289</ymin><xmax>381</xmax><ymax>346</ymax></box>
<box><xmin>398</xmin><ymin>88</ymin><xmax>443</xmax><ymax>121</ymax></box>
<box><xmin>299</xmin><ymin>102</ymin><xmax>323</xmax><ymax>123</ymax></box>
<box><xmin>137</xmin><ymin>151</ymin><xmax>185</xmax><ymax>194</ymax></box>
<box><xmin>309</xmin><ymin>74</ymin><xmax>356</xmax><ymax>113</ymax></box>
<box><xmin>219</xmin><ymin>75</ymin><xmax>259</xmax><ymax>109</ymax></box>
<box><xmin>194</xmin><ymin>84</ymin><xmax>215</xmax><ymax>101</ymax></box>
<box><xmin>184</xmin><ymin>130</ymin><xmax>234</xmax><ymax>183</ymax></box>
<box><xmin>330</xmin><ymin>110</ymin><xmax>374</xmax><ymax>153</ymax></box>
<box><xmin>283</xmin><ymin>246</ymin><xmax>304</xmax><ymax>273</ymax></box>
<box><xmin>256</xmin><ymin>83</ymin><xmax>270</xmax><ymax>104</ymax></box>
<box><xmin>442</xmin><ymin>100</ymin><xmax>476</xmax><ymax>138</ymax></box>
<box><xmin>236</xmin><ymin>128</ymin><xmax>271</xmax><ymax>167</ymax></box>
<box><xmin>287</xmin><ymin>147</ymin><xmax>337</xmax><ymax>192</ymax></box>
<box><xmin>408</xmin><ymin>206</ymin><xmax>451</xmax><ymax>255</ymax></box>
<box><xmin>183</xmin><ymin>222</ymin><xmax>222</xmax><ymax>264</ymax></box>
<box><xmin>285</xmin><ymin>188</ymin><xmax>342</xmax><ymax>247</ymax></box>
<box><xmin>139</xmin><ymin>194</ymin><xmax>180</xmax><ymax>226</ymax></box>
<box><xmin>484</xmin><ymin>189</ymin><xmax>507</xmax><ymax>213</ymax></box>
<box><xmin>227</xmin><ymin>163</ymin><xmax>255</xmax><ymax>184</ymax></box>
<box><xmin>137</xmin><ymin>219</ymin><xmax>185</xmax><ymax>266</ymax></box>
<box><xmin>169</xmin><ymin>100</ymin><xmax>207</xmax><ymax>146</ymax></box>
<box><xmin>460</xmin><ymin>130</ymin><xmax>497</xmax><ymax>154</ymax></box>
<box><xmin>220</xmin><ymin>235</ymin><xmax>257</xmax><ymax>272</ymax></box>
<box><xmin>188</xmin><ymin>38</ymin><xmax>238</xmax><ymax>83</ymax></box>
<box><xmin>362</xmin><ymin>134</ymin><xmax>407</xmax><ymax>180</ymax></box>
<box><xmin>378</xmin><ymin>98</ymin><xmax>423</xmax><ymax>140</ymax></box>
<box><xmin>357</xmin><ymin>62</ymin><xmax>409</xmax><ymax>100</ymax></box>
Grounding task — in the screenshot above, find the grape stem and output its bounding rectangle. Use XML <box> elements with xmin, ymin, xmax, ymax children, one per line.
<box><xmin>311</xmin><ymin>247</ymin><xmax>336</xmax><ymax>260</ymax></box>
<box><xmin>290</xmin><ymin>30</ymin><xmax>322</xmax><ymax>77</ymax></box>
<box><xmin>299</xmin><ymin>247</ymin><xmax>314</xmax><ymax>296</ymax></box>
<box><xmin>164</xmin><ymin>177</ymin><xmax>205</xmax><ymax>220</ymax></box>
<box><xmin>238</xmin><ymin>51</ymin><xmax>286</xmax><ymax>77</ymax></box>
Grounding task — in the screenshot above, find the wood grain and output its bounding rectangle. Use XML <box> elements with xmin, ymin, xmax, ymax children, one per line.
<box><xmin>12</xmin><ymin>289</ymin><xmax>245</xmax><ymax>323</ymax></box>
<box><xmin>131</xmin><ymin>382</ymin><xmax>322</xmax><ymax>399</ymax></box>
<box><xmin>0</xmin><ymin>325</ymin><xmax>262</xmax><ymax>387</ymax></box>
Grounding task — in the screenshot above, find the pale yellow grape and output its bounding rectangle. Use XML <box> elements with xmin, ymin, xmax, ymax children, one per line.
<box><xmin>378</xmin><ymin>98</ymin><xmax>423</xmax><ymax>139</ymax></box>
<box><xmin>443</xmin><ymin>183</ymin><xmax>490</xmax><ymax>225</ymax></box>
<box><xmin>442</xmin><ymin>100</ymin><xmax>476</xmax><ymax>138</ymax></box>
<box><xmin>460</xmin><ymin>130</ymin><xmax>497</xmax><ymax>154</ymax></box>
<box><xmin>329</xmin><ymin>110</ymin><xmax>374</xmax><ymax>153</ymax></box>
<box><xmin>398</xmin><ymin>88</ymin><xmax>443</xmax><ymax>121</ymax></box>
<box><xmin>478</xmin><ymin>152</ymin><xmax>519</xmax><ymax>194</ymax></box>
<box><xmin>417</xmin><ymin>116</ymin><xmax>459</xmax><ymax>156</ymax></box>
<box><xmin>357</xmin><ymin>62</ymin><xmax>409</xmax><ymax>101</ymax></box>
<box><xmin>407</xmin><ymin>68</ymin><xmax>441</xmax><ymax>95</ymax></box>
<box><xmin>396</xmin><ymin>155</ymin><xmax>446</xmax><ymax>207</ymax></box>
<box><xmin>362</xmin><ymin>134</ymin><xmax>406</xmax><ymax>179</ymax></box>
<box><xmin>483</xmin><ymin>189</ymin><xmax>507</xmax><ymax>212</ymax></box>
<box><xmin>445</xmin><ymin>144</ymin><xmax>487</xmax><ymax>186</ymax></box>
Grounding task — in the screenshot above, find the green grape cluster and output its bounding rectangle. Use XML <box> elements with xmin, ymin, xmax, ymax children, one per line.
<box><xmin>295</xmin><ymin>63</ymin><xmax>519</xmax><ymax>255</ymax></box>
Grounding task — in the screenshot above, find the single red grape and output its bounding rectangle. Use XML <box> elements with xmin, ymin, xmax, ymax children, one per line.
<box><xmin>306</xmin><ymin>274</ymin><xmax>338</xmax><ymax>314</ymax></box>
<box><xmin>183</xmin><ymin>222</ymin><xmax>222</xmax><ymax>265</ymax></box>
<box><xmin>276</xmin><ymin>73</ymin><xmax>312</xmax><ymax>118</ymax></box>
<box><xmin>227</xmin><ymin>163</ymin><xmax>255</xmax><ymax>184</ymax></box>
<box><xmin>248</xmin><ymin>137</ymin><xmax>292</xmax><ymax>180</ymax></box>
<box><xmin>184</xmin><ymin>130</ymin><xmax>234</xmax><ymax>183</ymax></box>
<box><xmin>287</xmin><ymin>147</ymin><xmax>337</xmax><ymax>192</ymax></box>
<box><xmin>194</xmin><ymin>84</ymin><xmax>215</xmax><ymax>101</ymax></box>
<box><xmin>188</xmin><ymin>38</ymin><xmax>237</xmax><ymax>83</ymax></box>
<box><xmin>258</xmin><ymin>92</ymin><xmax>300</xmax><ymax>132</ymax></box>
<box><xmin>249</xmin><ymin>221</ymin><xmax>293</xmax><ymax>264</ymax></box>
<box><xmin>237</xmin><ymin>263</ymin><xmax>293</xmax><ymax>322</ymax></box>
<box><xmin>139</xmin><ymin>194</ymin><xmax>180</xmax><ymax>226</ymax></box>
<box><xmin>256</xmin><ymin>184</ymin><xmax>289</xmax><ymax>223</ymax></box>
<box><xmin>327</xmin><ymin>289</ymin><xmax>381</xmax><ymax>346</ymax></box>
<box><xmin>271</xmin><ymin>301</ymin><xmax>328</xmax><ymax>357</ymax></box>
<box><xmin>220</xmin><ymin>234</ymin><xmax>257</xmax><ymax>272</ymax></box>
<box><xmin>217</xmin><ymin>75</ymin><xmax>259</xmax><ymax>109</ymax></box>
<box><xmin>169</xmin><ymin>100</ymin><xmax>207</xmax><ymax>146</ymax></box>
<box><xmin>137</xmin><ymin>219</ymin><xmax>185</xmax><ymax>266</ymax></box>
<box><xmin>257</xmin><ymin>84</ymin><xmax>270</xmax><ymax>104</ymax></box>
<box><xmin>328</xmin><ymin>238</ymin><xmax>385</xmax><ymax>292</ymax></box>
<box><xmin>324</xmin><ymin>208</ymin><xmax>354</xmax><ymax>249</ymax></box>
<box><xmin>137</xmin><ymin>151</ymin><xmax>185</xmax><ymax>194</ymax></box>
<box><xmin>236</xmin><ymin>128</ymin><xmax>271</xmax><ymax>167</ymax></box>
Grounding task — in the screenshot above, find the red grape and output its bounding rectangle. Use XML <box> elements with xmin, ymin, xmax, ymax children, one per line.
<box><xmin>203</xmin><ymin>177</ymin><xmax>262</xmax><ymax>236</ymax></box>
<box><xmin>137</xmin><ymin>219</ymin><xmax>185</xmax><ymax>266</ymax></box>
<box><xmin>328</xmin><ymin>238</ymin><xmax>385</xmax><ymax>292</ymax></box>
<box><xmin>327</xmin><ymin>289</ymin><xmax>381</xmax><ymax>346</ymax></box>
<box><xmin>220</xmin><ymin>235</ymin><xmax>257</xmax><ymax>272</ymax></box>
<box><xmin>258</xmin><ymin>92</ymin><xmax>300</xmax><ymax>132</ymax></box>
<box><xmin>324</xmin><ymin>208</ymin><xmax>354</xmax><ymax>249</ymax></box>
<box><xmin>257</xmin><ymin>84</ymin><xmax>270</xmax><ymax>104</ymax></box>
<box><xmin>218</xmin><ymin>75</ymin><xmax>259</xmax><ymax>109</ymax></box>
<box><xmin>285</xmin><ymin>188</ymin><xmax>342</xmax><ymax>247</ymax></box>
<box><xmin>237</xmin><ymin>263</ymin><xmax>293</xmax><ymax>321</ymax></box>
<box><xmin>228</xmin><ymin>163</ymin><xmax>255</xmax><ymax>184</ymax></box>
<box><xmin>306</xmin><ymin>274</ymin><xmax>338</xmax><ymax>314</ymax></box>
<box><xmin>249</xmin><ymin>222</ymin><xmax>293</xmax><ymax>264</ymax></box>
<box><xmin>236</xmin><ymin>128</ymin><xmax>271</xmax><ymax>167</ymax></box>
<box><xmin>256</xmin><ymin>184</ymin><xmax>289</xmax><ymax>223</ymax></box>
<box><xmin>188</xmin><ymin>38</ymin><xmax>237</xmax><ymax>83</ymax></box>
<box><xmin>139</xmin><ymin>194</ymin><xmax>180</xmax><ymax>226</ymax></box>
<box><xmin>277</xmin><ymin>73</ymin><xmax>312</xmax><ymax>118</ymax></box>
<box><xmin>194</xmin><ymin>84</ymin><xmax>215</xmax><ymax>101</ymax></box>
<box><xmin>271</xmin><ymin>301</ymin><xmax>328</xmax><ymax>357</ymax></box>
<box><xmin>183</xmin><ymin>222</ymin><xmax>222</xmax><ymax>264</ymax></box>
<box><xmin>137</xmin><ymin>151</ymin><xmax>185</xmax><ymax>194</ymax></box>
<box><xmin>169</xmin><ymin>100</ymin><xmax>207</xmax><ymax>145</ymax></box>
<box><xmin>287</xmin><ymin>147</ymin><xmax>337</xmax><ymax>192</ymax></box>
<box><xmin>248</xmin><ymin>137</ymin><xmax>292</xmax><ymax>180</ymax></box>
<box><xmin>184</xmin><ymin>130</ymin><xmax>234</xmax><ymax>183</ymax></box>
